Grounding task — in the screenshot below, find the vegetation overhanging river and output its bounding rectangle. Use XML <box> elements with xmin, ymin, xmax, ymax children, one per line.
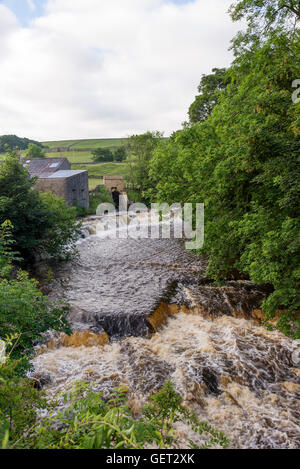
<box><xmin>31</xmin><ymin>212</ymin><xmax>300</xmax><ymax>449</ymax></box>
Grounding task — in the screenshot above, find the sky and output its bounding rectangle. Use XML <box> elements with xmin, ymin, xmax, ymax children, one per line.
<box><xmin>0</xmin><ymin>0</ymin><xmax>242</xmax><ymax>141</ymax></box>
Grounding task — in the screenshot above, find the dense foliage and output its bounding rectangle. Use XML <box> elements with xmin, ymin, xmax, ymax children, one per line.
<box><xmin>0</xmin><ymin>346</ymin><xmax>48</xmax><ymax>449</ymax></box>
<box><xmin>125</xmin><ymin>131</ymin><xmax>163</xmax><ymax>204</ymax></box>
<box><xmin>0</xmin><ymin>221</ymin><xmax>71</xmax><ymax>361</ymax></box>
<box><xmin>130</xmin><ymin>4</ymin><xmax>300</xmax><ymax>337</ymax></box>
<box><xmin>0</xmin><ymin>135</ymin><xmax>42</xmax><ymax>153</ymax></box>
<box><xmin>0</xmin><ymin>152</ymin><xmax>80</xmax><ymax>262</ymax></box>
<box><xmin>0</xmin><ymin>224</ymin><xmax>70</xmax><ymax>449</ymax></box>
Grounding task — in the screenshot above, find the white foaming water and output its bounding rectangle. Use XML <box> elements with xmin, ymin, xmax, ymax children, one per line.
<box><xmin>32</xmin><ymin>312</ymin><xmax>300</xmax><ymax>449</ymax></box>
<box><xmin>80</xmin><ymin>210</ymin><xmax>189</xmax><ymax>241</ymax></box>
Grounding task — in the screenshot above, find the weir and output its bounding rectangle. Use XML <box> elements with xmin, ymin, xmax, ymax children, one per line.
<box><xmin>31</xmin><ymin>213</ymin><xmax>300</xmax><ymax>449</ymax></box>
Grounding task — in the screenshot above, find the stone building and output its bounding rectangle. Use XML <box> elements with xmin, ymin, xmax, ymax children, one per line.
<box><xmin>103</xmin><ymin>175</ymin><xmax>125</xmax><ymax>192</ymax></box>
<box><xmin>22</xmin><ymin>158</ymin><xmax>89</xmax><ymax>209</ymax></box>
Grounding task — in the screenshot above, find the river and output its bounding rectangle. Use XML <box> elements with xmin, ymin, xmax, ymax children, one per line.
<box><xmin>31</xmin><ymin>212</ymin><xmax>300</xmax><ymax>449</ymax></box>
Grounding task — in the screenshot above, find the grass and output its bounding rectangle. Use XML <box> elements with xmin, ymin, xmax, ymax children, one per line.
<box><xmin>42</xmin><ymin>138</ymin><xmax>128</xmax><ymax>164</ymax></box>
<box><xmin>44</xmin><ymin>151</ymin><xmax>94</xmax><ymax>163</ymax></box>
<box><xmin>73</xmin><ymin>162</ymin><xmax>129</xmax><ymax>178</ymax></box>
<box><xmin>43</xmin><ymin>138</ymin><xmax>127</xmax><ymax>150</ymax></box>
<box><xmin>71</xmin><ymin>162</ymin><xmax>129</xmax><ymax>192</ymax></box>
<box><xmin>88</xmin><ymin>178</ymin><xmax>103</xmax><ymax>190</ymax></box>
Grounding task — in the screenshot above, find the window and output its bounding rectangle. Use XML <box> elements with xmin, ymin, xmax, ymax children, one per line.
<box><xmin>81</xmin><ymin>189</ymin><xmax>86</xmax><ymax>200</ymax></box>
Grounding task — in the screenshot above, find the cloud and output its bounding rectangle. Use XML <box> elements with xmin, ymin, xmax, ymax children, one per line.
<box><xmin>0</xmin><ymin>0</ymin><xmax>242</xmax><ymax>140</ymax></box>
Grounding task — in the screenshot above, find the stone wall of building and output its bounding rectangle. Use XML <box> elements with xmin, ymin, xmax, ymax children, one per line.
<box><xmin>66</xmin><ymin>171</ymin><xmax>89</xmax><ymax>209</ymax></box>
<box><xmin>35</xmin><ymin>171</ymin><xmax>89</xmax><ymax>209</ymax></box>
<box><xmin>35</xmin><ymin>178</ymin><xmax>68</xmax><ymax>201</ymax></box>
<box><xmin>103</xmin><ymin>176</ymin><xmax>125</xmax><ymax>192</ymax></box>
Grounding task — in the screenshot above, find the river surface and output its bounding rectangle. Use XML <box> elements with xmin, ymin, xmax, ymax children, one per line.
<box><xmin>32</xmin><ymin>213</ymin><xmax>300</xmax><ymax>449</ymax></box>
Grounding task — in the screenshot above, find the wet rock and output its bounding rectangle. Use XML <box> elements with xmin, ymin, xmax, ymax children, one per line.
<box><xmin>202</xmin><ymin>367</ymin><xmax>221</xmax><ymax>396</ymax></box>
<box><xmin>32</xmin><ymin>373</ymin><xmax>52</xmax><ymax>390</ymax></box>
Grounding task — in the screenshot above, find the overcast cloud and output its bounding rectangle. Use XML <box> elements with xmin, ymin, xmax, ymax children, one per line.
<box><xmin>0</xmin><ymin>0</ymin><xmax>242</xmax><ymax>141</ymax></box>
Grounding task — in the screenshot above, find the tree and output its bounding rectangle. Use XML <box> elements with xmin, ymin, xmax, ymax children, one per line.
<box><xmin>24</xmin><ymin>143</ymin><xmax>45</xmax><ymax>159</ymax></box>
<box><xmin>39</xmin><ymin>192</ymin><xmax>80</xmax><ymax>259</ymax></box>
<box><xmin>147</xmin><ymin>22</ymin><xmax>300</xmax><ymax>336</ymax></box>
<box><xmin>0</xmin><ymin>135</ymin><xmax>42</xmax><ymax>153</ymax></box>
<box><xmin>0</xmin><ymin>351</ymin><xmax>47</xmax><ymax>449</ymax></box>
<box><xmin>113</xmin><ymin>146</ymin><xmax>127</xmax><ymax>161</ymax></box>
<box><xmin>230</xmin><ymin>0</ymin><xmax>300</xmax><ymax>34</ymax></box>
<box><xmin>0</xmin><ymin>151</ymin><xmax>79</xmax><ymax>262</ymax></box>
<box><xmin>229</xmin><ymin>0</ymin><xmax>300</xmax><ymax>56</ymax></box>
<box><xmin>189</xmin><ymin>68</ymin><xmax>231</xmax><ymax>123</ymax></box>
<box><xmin>92</xmin><ymin>148</ymin><xmax>114</xmax><ymax>162</ymax></box>
<box><xmin>126</xmin><ymin>131</ymin><xmax>163</xmax><ymax>203</ymax></box>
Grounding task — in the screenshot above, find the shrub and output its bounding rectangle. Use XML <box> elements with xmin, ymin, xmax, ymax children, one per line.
<box><xmin>0</xmin><ymin>221</ymin><xmax>71</xmax><ymax>362</ymax></box>
<box><xmin>76</xmin><ymin>185</ymin><xmax>113</xmax><ymax>216</ymax></box>
<box><xmin>0</xmin><ymin>338</ymin><xmax>48</xmax><ymax>449</ymax></box>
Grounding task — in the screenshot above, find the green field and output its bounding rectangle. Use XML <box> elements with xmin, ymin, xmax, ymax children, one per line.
<box><xmin>72</xmin><ymin>162</ymin><xmax>128</xmax><ymax>176</ymax></box>
<box><xmin>44</xmin><ymin>151</ymin><xmax>94</xmax><ymax>163</ymax></box>
<box><xmin>42</xmin><ymin>138</ymin><xmax>128</xmax><ymax>164</ymax></box>
<box><xmin>71</xmin><ymin>162</ymin><xmax>129</xmax><ymax>191</ymax></box>
<box><xmin>43</xmin><ymin>138</ymin><xmax>127</xmax><ymax>150</ymax></box>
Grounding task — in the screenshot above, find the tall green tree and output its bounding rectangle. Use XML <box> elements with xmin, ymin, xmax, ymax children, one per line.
<box><xmin>230</xmin><ymin>0</ymin><xmax>300</xmax><ymax>34</ymax></box>
<box><xmin>147</xmin><ymin>8</ymin><xmax>300</xmax><ymax>336</ymax></box>
<box><xmin>24</xmin><ymin>143</ymin><xmax>45</xmax><ymax>159</ymax></box>
<box><xmin>189</xmin><ymin>68</ymin><xmax>231</xmax><ymax>124</ymax></box>
<box><xmin>92</xmin><ymin>148</ymin><xmax>114</xmax><ymax>162</ymax></box>
<box><xmin>114</xmin><ymin>146</ymin><xmax>127</xmax><ymax>161</ymax></box>
<box><xmin>126</xmin><ymin>131</ymin><xmax>163</xmax><ymax>203</ymax></box>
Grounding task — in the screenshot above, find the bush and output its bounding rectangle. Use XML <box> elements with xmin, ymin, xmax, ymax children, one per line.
<box><xmin>0</xmin><ymin>221</ymin><xmax>71</xmax><ymax>362</ymax></box>
<box><xmin>76</xmin><ymin>185</ymin><xmax>113</xmax><ymax>216</ymax></box>
<box><xmin>0</xmin><ymin>341</ymin><xmax>48</xmax><ymax>449</ymax></box>
<box><xmin>39</xmin><ymin>192</ymin><xmax>81</xmax><ymax>259</ymax></box>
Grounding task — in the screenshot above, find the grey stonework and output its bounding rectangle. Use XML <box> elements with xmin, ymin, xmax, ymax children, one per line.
<box><xmin>21</xmin><ymin>158</ymin><xmax>89</xmax><ymax>209</ymax></box>
<box><xmin>103</xmin><ymin>175</ymin><xmax>125</xmax><ymax>192</ymax></box>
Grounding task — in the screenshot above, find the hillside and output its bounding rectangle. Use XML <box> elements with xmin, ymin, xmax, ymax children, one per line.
<box><xmin>42</xmin><ymin>138</ymin><xmax>127</xmax><ymax>150</ymax></box>
<box><xmin>41</xmin><ymin>138</ymin><xmax>129</xmax><ymax>189</ymax></box>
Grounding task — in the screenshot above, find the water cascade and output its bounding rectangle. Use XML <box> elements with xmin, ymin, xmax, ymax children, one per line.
<box><xmin>32</xmin><ymin>213</ymin><xmax>300</xmax><ymax>449</ymax></box>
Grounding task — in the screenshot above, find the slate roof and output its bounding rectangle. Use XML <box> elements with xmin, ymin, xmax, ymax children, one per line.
<box><xmin>21</xmin><ymin>158</ymin><xmax>70</xmax><ymax>178</ymax></box>
<box><xmin>47</xmin><ymin>170</ymin><xmax>87</xmax><ymax>179</ymax></box>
